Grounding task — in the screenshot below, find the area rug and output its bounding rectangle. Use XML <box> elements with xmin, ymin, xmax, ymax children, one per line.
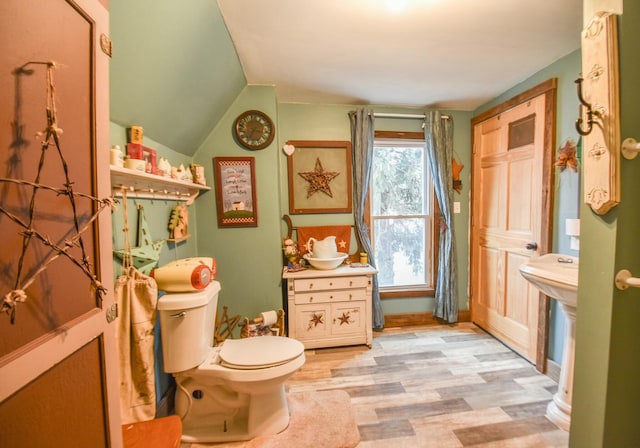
<box><xmin>191</xmin><ymin>389</ymin><xmax>360</xmax><ymax>448</ymax></box>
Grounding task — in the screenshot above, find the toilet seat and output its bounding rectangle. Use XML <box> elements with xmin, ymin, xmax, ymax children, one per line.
<box><xmin>218</xmin><ymin>337</ymin><xmax>304</xmax><ymax>370</ymax></box>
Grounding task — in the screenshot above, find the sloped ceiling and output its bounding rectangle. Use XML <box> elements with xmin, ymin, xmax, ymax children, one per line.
<box><xmin>110</xmin><ymin>0</ymin><xmax>582</xmax><ymax>155</ymax></box>
<box><xmin>109</xmin><ymin>0</ymin><xmax>246</xmax><ymax>155</ymax></box>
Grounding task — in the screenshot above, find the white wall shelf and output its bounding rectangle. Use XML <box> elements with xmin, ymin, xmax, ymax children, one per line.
<box><xmin>110</xmin><ymin>165</ymin><xmax>210</xmax><ymax>204</ymax></box>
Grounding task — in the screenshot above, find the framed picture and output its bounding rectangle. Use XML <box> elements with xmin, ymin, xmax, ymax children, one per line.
<box><xmin>286</xmin><ymin>140</ymin><xmax>352</xmax><ymax>214</ymax></box>
<box><xmin>213</xmin><ymin>156</ymin><xmax>258</xmax><ymax>227</ymax></box>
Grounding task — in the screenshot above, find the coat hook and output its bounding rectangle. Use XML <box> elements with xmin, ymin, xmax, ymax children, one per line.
<box><xmin>575</xmin><ymin>76</ymin><xmax>601</xmax><ymax>136</ymax></box>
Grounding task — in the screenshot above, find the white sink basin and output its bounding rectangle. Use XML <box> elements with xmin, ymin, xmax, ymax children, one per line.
<box><xmin>519</xmin><ymin>253</ymin><xmax>579</xmax><ymax>307</ymax></box>
<box><xmin>519</xmin><ymin>253</ymin><xmax>579</xmax><ymax>431</ymax></box>
<box><xmin>303</xmin><ymin>252</ymin><xmax>348</xmax><ymax>270</ymax></box>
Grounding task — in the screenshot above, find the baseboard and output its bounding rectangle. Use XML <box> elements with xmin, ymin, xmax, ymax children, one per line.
<box><xmin>545</xmin><ymin>358</ymin><xmax>561</xmax><ymax>382</ymax></box>
<box><xmin>384</xmin><ymin>310</ymin><xmax>471</xmax><ymax>328</ymax></box>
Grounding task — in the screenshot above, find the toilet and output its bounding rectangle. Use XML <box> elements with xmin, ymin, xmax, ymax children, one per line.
<box><xmin>157</xmin><ymin>281</ymin><xmax>305</xmax><ymax>443</ymax></box>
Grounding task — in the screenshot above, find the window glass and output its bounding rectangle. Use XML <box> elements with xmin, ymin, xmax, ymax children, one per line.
<box><xmin>371</xmin><ymin>138</ymin><xmax>434</xmax><ymax>291</ymax></box>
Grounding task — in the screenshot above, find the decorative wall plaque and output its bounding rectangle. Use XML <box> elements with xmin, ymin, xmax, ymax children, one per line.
<box><xmin>580</xmin><ymin>12</ymin><xmax>620</xmax><ymax>215</ymax></box>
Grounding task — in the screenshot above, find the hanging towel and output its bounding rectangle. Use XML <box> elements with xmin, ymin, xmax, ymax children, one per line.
<box><xmin>297</xmin><ymin>225</ymin><xmax>352</xmax><ymax>256</ymax></box>
<box><xmin>115</xmin><ymin>266</ymin><xmax>159</xmax><ymax>424</ymax></box>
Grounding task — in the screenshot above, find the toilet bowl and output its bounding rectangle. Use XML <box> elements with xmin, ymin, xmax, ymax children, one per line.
<box><xmin>157</xmin><ymin>282</ymin><xmax>305</xmax><ymax>443</ymax></box>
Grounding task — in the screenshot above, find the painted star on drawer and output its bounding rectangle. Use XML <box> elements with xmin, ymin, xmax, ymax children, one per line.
<box><xmin>307</xmin><ymin>312</ymin><xmax>325</xmax><ymax>331</ymax></box>
<box><xmin>337</xmin><ymin>311</ymin><xmax>352</xmax><ymax>325</ymax></box>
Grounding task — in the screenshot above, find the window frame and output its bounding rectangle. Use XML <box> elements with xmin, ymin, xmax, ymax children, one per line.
<box><xmin>367</xmin><ymin>130</ymin><xmax>440</xmax><ymax>299</ymax></box>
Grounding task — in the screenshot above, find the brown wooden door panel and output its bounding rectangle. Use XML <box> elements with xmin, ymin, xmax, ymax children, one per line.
<box><xmin>0</xmin><ymin>0</ymin><xmax>120</xmax><ymax>445</ymax></box>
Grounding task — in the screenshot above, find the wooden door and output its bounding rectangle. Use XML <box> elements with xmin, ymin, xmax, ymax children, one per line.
<box><xmin>0</xmin><ymin>0</ymin><xmax>121</xmax><ymax>446</ymax></box>
<box><xmin>470</xmin><ymin>82</ymin><xmax>555</xmax><ymax>366</ymax></box>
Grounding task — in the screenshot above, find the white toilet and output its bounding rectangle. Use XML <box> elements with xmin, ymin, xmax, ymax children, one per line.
<box><xmin>157</xmin><ymin>281</ymin><xmax>305</xmax><ymax>443</ymax></box>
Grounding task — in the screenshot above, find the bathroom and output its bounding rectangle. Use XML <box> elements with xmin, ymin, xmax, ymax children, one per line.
<box><xmin>1</xmin><ymin>0</ymin><xmax>640</xmax><ymax>447</ymax></box>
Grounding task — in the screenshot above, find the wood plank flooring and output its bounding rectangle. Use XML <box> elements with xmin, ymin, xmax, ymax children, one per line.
<box><xmin>285</xmin><ymin>322</ymin><xmax>569</xmax><ymax>447</ymax></box>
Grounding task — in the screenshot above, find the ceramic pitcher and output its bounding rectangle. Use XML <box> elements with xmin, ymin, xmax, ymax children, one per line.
<box><xmin>307</xmin><ymin>236</ymin><xmax>338</xmax><ymax>258</ymax></box>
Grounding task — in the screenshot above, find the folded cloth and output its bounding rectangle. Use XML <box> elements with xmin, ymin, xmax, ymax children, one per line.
<box><xmin>296</xmin><ymin>225</ymin><xmax>351</xmax><ymax>256</ymax></box>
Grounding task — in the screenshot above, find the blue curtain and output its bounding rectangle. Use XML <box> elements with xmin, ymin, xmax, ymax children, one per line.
<box><xmin>349</xmin><ymin>108</ymin><xmax>384</xmax><ymax>330</ymax></box>
<box><xmin>425</xmin><ymin>111</ymin><xmax>458</xmax><ymax>323</ymax></box>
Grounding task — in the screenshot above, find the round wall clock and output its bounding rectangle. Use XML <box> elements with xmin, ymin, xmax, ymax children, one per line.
<box><xmin>233</xmin><ymin>110</ymin><xmax>275</xmax><ymax>150</ymax></box>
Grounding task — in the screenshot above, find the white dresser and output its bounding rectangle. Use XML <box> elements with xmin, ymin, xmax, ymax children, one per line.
<box><xmin>282</xmin><ymin>265</ymin><xmax>377</xmax><ymax>349</ymax></box>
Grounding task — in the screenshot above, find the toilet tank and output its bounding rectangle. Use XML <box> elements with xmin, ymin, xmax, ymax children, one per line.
<box><xmin>157</xmin><ymin>281</ymin><xmax>221</xmax><ymax>373</ymax></box>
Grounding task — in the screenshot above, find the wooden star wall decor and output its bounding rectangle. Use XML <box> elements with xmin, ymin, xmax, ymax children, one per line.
<box><xmin>286</xmin><ymin>140</ymin><xmax>353</xmax><ymax>214</ymax></box>
<box><xmin>298</xmin><ymin>157</ymin><xmax>340</xmax><ymax>198</ymax></box>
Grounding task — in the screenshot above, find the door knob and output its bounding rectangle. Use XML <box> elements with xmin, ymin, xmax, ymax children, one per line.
<box><xmin>526</xmin><ymin>242</ymin><xmax>538</xmax><ymax>251</ymax></box>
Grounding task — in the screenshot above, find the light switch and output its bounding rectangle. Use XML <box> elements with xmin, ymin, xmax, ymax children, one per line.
<box><xmin>454</xmin><ymin>202</ymin><xmax>461</xmax><ymax>214</ymax></box>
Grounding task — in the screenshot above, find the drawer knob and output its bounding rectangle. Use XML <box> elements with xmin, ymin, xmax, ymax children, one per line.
<box><xmin>349</xmin><ymin>281</ymin><xmax>353</xmax><ymax>286</ymax></box>
<box><xmin>329</xmin><ymin>282</ymin><xmax>333</xmax><ymax>286</ymax></box>
<box><xmin>309</xmin><ymin>297</ymin><xmax>314</xmax><ymax>302</ymax></box>
<box><xmin>349</xmin><ymin>294</ymin><xmax>352</xmax><ymax>300</ymax></box>
<box><xmin>329</xmin><ymin>295</ymin><xmax>333</xmax><ymax>299</ymax></box>
<box><xmin>309</xmin><ymin>283</ymin><xmax>313</xmax><ymax>289</ymax></box>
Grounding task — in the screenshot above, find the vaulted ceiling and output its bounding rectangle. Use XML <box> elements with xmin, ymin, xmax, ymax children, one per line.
<box><xmin>110</xmin><ymin>0</ymin><xmax>582</xmax><ymax>155</ymax></box>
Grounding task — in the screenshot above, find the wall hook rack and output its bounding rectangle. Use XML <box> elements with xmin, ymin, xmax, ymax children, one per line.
<box><xmin>621</xmin><ymin>137</ymin><xmax>640</xmax><ymax>160</ymax></box>
<box><xmin>110</xmin><ymin>166</ymin><xmax>210</xmax><ymax>205</ymax></box>
<box><xmin>575</xmin><ymin>76</ymin><xmax>601</xmax><ymax>136</ymax></box>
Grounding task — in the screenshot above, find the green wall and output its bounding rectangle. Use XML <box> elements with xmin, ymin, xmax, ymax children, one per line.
<box><xmin>192</xmin><ymin>86</ymin><xmax>284</xmax><ymax>322</ymax></box>
<box><xmin>571</xmin><ymin>2</ymin><xmax>640</xmax><ymax>446</ymax></box>
<box><xmin>109</xmin><ymin>0</ymin><xmax>245</xmax><ymax>153</ymax></box>
<box><xmin>190</xmin><ymin>97</ymin><xmax>473</xmax><ymax>322</ymax></box>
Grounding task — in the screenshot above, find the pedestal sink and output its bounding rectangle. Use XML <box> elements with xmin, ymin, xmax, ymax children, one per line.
<box><xmin>519</xmin><ymin>254</ymin><xmax>579</xmax><ymax>432</ymax></box>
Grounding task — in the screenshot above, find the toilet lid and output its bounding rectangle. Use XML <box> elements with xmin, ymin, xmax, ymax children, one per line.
<box><xmin>219</xmin><ymin>336</ymin><xmax>304</xmax><ymax>369</ymax></box>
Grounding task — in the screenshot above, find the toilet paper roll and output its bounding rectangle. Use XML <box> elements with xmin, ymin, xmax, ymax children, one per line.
<box><xmin>260</xmin><ymin>310</ymin><xmax>278</xmax><ymax>327</ymax></box>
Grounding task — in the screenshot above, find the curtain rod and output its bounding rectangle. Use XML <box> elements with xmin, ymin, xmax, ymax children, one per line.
<box><xmin>373</xmin><ymin>112</ymin><xmax>450</xmax><ymax>120</ymax></box>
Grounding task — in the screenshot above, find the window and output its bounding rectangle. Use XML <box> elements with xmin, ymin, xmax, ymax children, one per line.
<box><xmin>369</xmin><ymin>132</ymin><xmax>437</xmax><ymax>297</ymax></box>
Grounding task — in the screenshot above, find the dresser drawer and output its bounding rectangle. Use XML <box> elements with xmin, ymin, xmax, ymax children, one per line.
<box><xmin>294</xmin><ymin>288</ymin><xmax>366</xmax><ymax>305</ymax></box>
<box><xmin>293</xmin><ymin>275</ymin><xmax>369</xmax><ymax>292</ymax></box>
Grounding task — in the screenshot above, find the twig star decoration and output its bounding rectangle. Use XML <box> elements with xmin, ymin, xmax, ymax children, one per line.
<box><xmin>1</xmin><ymin>61</ymin><xmax>113</xmax><ymax>323</ymax></box>
<box><xmin>298</xmin><ymin>158</ymin><xmax>340</xmax><ymax>198</ymax></box>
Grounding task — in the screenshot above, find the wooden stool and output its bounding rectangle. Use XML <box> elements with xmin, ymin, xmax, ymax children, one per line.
<box><xmin>122</xmin><ymin>415</ymin><xmax>182</xmax><ymax>448</ymax></box>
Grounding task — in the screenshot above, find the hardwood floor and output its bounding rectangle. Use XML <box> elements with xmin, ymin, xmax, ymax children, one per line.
<box><xmin>285</xmin><ymin>322</ymin><xmax>569</xmax><ymax>447</ymax></box>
